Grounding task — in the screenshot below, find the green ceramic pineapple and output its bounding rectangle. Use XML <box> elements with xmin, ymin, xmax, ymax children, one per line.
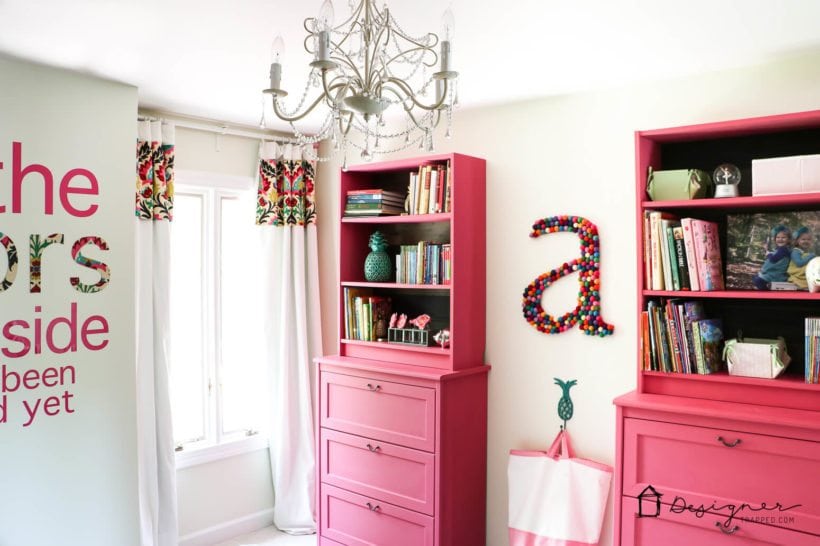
<box><xmin>554</xmin><ymin>378</ymin><xmax>577</xmax><ymax>429</ymax></box>
<box><xmin>364</xmin><ymin>230</ymin><xmax>392</xmax><ymax>282</ymax></box>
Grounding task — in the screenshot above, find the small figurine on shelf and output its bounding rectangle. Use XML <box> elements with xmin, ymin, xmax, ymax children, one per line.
<box><xmin>364</xmin><ymin>230</ymin><xmax>392</xmax><ymax>282</ymax></box>
<box><xmin>409</xmin><ymin>314</ymin><xmax>431</xmax><ymax>330</ymax></box>
<box><xmin>395</xmin><ymin>313</ymin><xmax>408</xmax><ymax>329</ymax></box>
<box><xmin>433</xmin><ymin>329</ymin><xmax>450</xmax><ymax>348</ymax></box>
<box><xmin>713</xmin><ymin>163</ymin><xmax>740</xmax><ymax>198</ymax></box>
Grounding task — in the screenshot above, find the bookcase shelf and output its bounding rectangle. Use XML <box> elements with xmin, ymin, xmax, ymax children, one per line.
<box><xmin>338</xmin><ymin>153</ymin><xmax>486</xmax><ymax>370</ymax></box>
<box><xmin>615</xmin><ymin>110</ymin><xmax>820</xmax><ymax>546</ymax></box>
<box><xmin>341</xmin><ymin>212</ymin><xmax>452</xmax><ymax>224</ymax></box>
<box><xmin>340</xmin><ymin>338</ymin><xmax>452</xmax><ymax>356</ymax></box>
<box><xmin>643</xmin><ymin>289</ymin><xmax>820</xmax><ymax>301</ymax></box>
<box><xmin>342</xmin><ymin>281</ymin><xmax>451</xmax><ymax>291</ymax></box>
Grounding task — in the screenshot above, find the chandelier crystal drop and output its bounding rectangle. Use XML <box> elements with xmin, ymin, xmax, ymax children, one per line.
<box><xmin>263</xmin><ymin>0</ymin><xmax>459</xmax><ymax>162</ymax></box>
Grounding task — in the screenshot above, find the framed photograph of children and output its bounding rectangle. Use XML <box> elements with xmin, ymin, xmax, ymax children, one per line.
<box><xmin>725</xmin><ymin>211</ymin><xmax>820</xmax><ymax>290</ymax></box>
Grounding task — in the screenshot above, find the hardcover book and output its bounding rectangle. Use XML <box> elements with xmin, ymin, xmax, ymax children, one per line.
<box><xmin>695</xmin><ymin>318</ymin><xmax>724</xmax><ymax>374</ymax></box>
<box><xmin>690</xmin><ymin>219</ymin><xmax>724</xmax><ymax>291</ymax></box>
<box><xmin>725</xmin><ymin>210</ymin><xmax>820</xmax><ymax>290</ymax></box>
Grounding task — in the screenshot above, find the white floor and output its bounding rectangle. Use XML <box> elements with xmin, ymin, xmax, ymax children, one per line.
<box><xmin>213</xmin><ymin>526</ymin><xmax>316</xmax><ymax>546</ymax></box>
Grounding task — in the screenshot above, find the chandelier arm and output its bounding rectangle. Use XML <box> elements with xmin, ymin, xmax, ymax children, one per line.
<box><xmin>384</xmin><ymin>45</ymin><xmax>438</xmax><ymax>70</ymax></box>
<box><xmin>321</xmin><ymin>69</ymin><xmax>357</xmax><ymax>109</ymax></box>
<box><xmin>272</xmin><ymin>93</ymin><xmax>328</xmax><ymax>122</ymax></box>
<box><xmin>329</xmin><ymin>43</ymin><xmax>366</xmax><ymax>87</ymax></box>
<box><xmin>383</xmin><ymin>77</ymin><xmax>449</xmax><ymax>111</ymax></box>
<box><xmin>366</xmin><ymin>12</ymin><xmax>390</xmax><ymax>91</ymax></box>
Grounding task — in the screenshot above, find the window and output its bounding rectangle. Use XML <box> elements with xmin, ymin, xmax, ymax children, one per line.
<box><xmin>169</xmin><ymin>174</ymin><xmax>266</xmax><ymax>460</ymax></box>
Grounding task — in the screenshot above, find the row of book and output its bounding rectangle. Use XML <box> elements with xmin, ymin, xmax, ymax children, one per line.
<box><xmin>807</xmin><ymin>317</ymin><xmax>820</xmax><ymax>384</ymax></box>
<box><xmin>343</xmin><ymin>288</ymin><xmax>391</xmax><ymax>341</ymax></box>
<box><xmin>406</xmin><ymin>161</ymin><xmax>452</xmax><ymax>215</ymax></box>
<box><xmin>643</xmin><ymin>212</ymin><xmax>725</xmax><ymax>291</ymax></box>
<box><xmin>396</xmin><ymin>242</ymin><xmax>451</xmax><ymax>285</ymax></box>
<box><xmin>344</xmin><ymin>189</ymin><xmax>406</xmax><ymax>216</ymax></box>
<box><xmin>642</xmin><ymin>299</ymin><xmax>724</xmax><ymax>374</ymax></box>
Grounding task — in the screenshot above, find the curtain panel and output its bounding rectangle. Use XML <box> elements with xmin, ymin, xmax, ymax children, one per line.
<box><xmin>258</xmin><ymin>142</ymin><xmax>322</xmax><ymax>534</ymax></box>
<box><xmin>136</xmin><ymin>119</ymin><xmax>178</xmax><ymax>546</ymax></box>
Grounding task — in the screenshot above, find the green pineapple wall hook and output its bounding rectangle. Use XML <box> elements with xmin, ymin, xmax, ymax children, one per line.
<box><xmin>554</xmin><ymin>378</ymin><xmax>578</xmax><ymax>431</ymax></box>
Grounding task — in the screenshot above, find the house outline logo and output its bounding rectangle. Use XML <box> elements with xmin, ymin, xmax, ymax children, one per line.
<box><xmin>637</xmin><ymin>485</ymin><xmax>663</xmax><ymax>518</ymax></box>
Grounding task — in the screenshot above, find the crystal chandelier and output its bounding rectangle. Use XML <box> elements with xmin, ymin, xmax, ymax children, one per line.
<box><xmin>263</xmin><ymin>0</ymin><xmax>458</xmax><ymax>165</ymax></box>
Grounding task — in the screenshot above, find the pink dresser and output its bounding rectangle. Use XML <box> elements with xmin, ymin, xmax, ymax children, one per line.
<box><xmin>316</xmin><ymin>357</ymin><xmax>489</xmax><ymax>546</ymax></box>
<box><xmin>318</xmin><ymin>154</ymin><xmax>488</xmax><ymax>545</ymax></box>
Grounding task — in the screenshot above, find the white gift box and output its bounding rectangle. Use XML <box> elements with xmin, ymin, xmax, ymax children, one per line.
<box><xmin>752</xmin><ymin>154</ymin><xmax>820</xmax><ymax>196</ymax></box>
<box><xmin>723</xmin><ymin>337</ymin><xmax>791</xmax><ymax>379</ymax></box>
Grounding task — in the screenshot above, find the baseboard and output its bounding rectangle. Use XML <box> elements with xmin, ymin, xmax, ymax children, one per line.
<box><xmin>178</xmin><ymin>508</ymin><xmax>275</xmax><ymax>546</ymax></box>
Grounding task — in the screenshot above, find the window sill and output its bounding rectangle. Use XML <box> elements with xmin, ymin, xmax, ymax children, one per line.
<box><xmin>175</xmin><ymin>435</ymin><xmax>269</xmax><ymax>470</ymax></box>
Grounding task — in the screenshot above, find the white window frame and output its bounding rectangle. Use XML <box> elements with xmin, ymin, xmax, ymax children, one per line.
<box><xmin>172</xmin><ymin>170</ymin><xmax>268</xmax><ymax>468</ymax></box>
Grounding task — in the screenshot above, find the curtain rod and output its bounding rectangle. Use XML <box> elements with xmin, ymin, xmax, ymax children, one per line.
<box><xmin>137</xmin><ymin>110</ymin><xmax>311</xmax><ymax>146</ymax></box>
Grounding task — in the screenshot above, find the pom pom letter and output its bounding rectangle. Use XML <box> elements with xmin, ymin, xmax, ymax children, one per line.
<box><xmin>522</xmin><ymin>215</ymin><xmax>614</xmax><ymax>337</ymax></box>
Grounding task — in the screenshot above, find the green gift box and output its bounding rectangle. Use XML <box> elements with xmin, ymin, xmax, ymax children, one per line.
<box><xmin>646</xmin><ymin>167</ymin><xmax>713</xmax><ymax>201</ymax></box>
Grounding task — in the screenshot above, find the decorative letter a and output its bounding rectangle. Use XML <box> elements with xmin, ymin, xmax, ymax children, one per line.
<box><xmin>522</xmin><ymin>215</ymin><xmax>614</xmax><ymax>337</ymax></box>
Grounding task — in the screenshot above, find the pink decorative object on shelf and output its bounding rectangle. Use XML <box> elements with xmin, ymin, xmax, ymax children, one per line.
<box><xmin>410</xmin><ymin>314</ymin><xmax>431</xmax><ymax>330</ymax></box>
<box><xmin>389</xmin><ymin>312</ymin><xmax>398</xmax><ymax>328</ymax></box>
<box><xmin>396</xmin><ymin>313</ymin><xmax>408</xmax><ymax>329</ymax></box>
<box><xmin>433</xmin><ymin>329</ymin><xmax>450</xmax><ymax>348</ymax></box>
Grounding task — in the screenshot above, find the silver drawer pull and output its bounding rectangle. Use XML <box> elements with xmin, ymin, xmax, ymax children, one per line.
<box><xmin>366</xmin><ymin>443</ymin><xmax>381</xmax><ymax>453</ymax></box>
<box><xmin>715</xmin><ymin>521</ymin><xmax>739</xmax><ymax>534</ymax></box>
<box><xmin>366</xmin><ymin>383</ymin><xmax>382</xmax><ymax>392</ymax></box>
<box><xmin>717</xmin><ymin>436</ymin><xmax>742</xmax><ymax>448</ymax></box>
<box><xmin>366</xmin><ymin>502</ymin><xmax>381</xmax><ymax>512</ymax></box>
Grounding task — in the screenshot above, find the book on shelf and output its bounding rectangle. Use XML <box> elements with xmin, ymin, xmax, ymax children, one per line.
<box><xmin>694</xmin><ymin>318</ymin><xmax>724</xmax><ymax>373</ymax></box>
<box><xmin>690</xmin><ymin>219</ymin><xmax>725</xmax><ymax>291</ymax></box>
<box><xmin>395</xmin><ymin>241</ymin><xmax>449</xmax><ymax>285</ymax></box>
<box><xmin>680</xmin><ymin>218</ymin><xmax>700</xmax><ymax>291</ymax></box>
<box><xmin>647</xmin><ymin>211</ymin><xmax>677</xmax><ymax>290</ymax></box>
<box><xmin>404</xmin><ymin>162</ymin><xmax>451</xmax><ymax>215</ymax></box>
<box><xmin>661</xmin><ymin>220</ymin><xmax>678</xmax><ymax>291</ymax></box>
<box><xmin>807</xmin><ymin>317</ymin><xmax>820</xmax><ymax>384</ymax></box>
<box><xmin>343</xmin><ymin>288</ymin><xmax>392</xmax><ymax>342</ymax></box>
<box><xmin>644</xmin><ymin>299</ymin><xmax>722</xmax><ymax>375</ymax></box>
<box><xmin>672</xmin><ymin>227</ymin><xmax>691</xmax><ymax>290</ymax></box>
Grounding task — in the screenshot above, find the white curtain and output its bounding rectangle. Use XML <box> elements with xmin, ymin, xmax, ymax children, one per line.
<box><xmin>136</xmin><ymin>120</ymin><xmax>178</xmax><ymax>546</ymax></box>
<box><xmin>257</xmin><ymin>141</ymin><xmax>322</xmax><ymax>534</ymax></box>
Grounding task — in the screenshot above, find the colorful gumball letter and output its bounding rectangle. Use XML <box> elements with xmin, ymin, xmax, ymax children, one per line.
<box><xmin>522</xmin><ymin>215</ymin><xmax>614</xmax><ymax>337</ymax></box>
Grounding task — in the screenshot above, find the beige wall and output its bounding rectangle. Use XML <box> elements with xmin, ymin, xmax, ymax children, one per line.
<box><xmin>316</xmin><ymin>50</ymin><xmax>820</xmax><ymax>546</ymax></box>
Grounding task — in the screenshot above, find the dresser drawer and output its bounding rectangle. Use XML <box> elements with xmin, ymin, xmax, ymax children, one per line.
<box><xmin>623</xmin><ymin>418</ymin><xmax>820</xmax><ymax>535</ymax></box>
<box><xmin>321</xmin><ymin>484</ymin><xmax>435</xmax><ymax>546</ymax></box>
<box><xmin>321</xmin><ymin>371</ymin><xmax>436</xmax><ymax>451</ymax></box>
<box><xmin>321</xmin><ymin>428</ymin><xmax>435</xmax><ymax>515</ymax></box>
<box><xmin>621</xmin><ymin>496</ymin><xmax>820</xmax><ymax>545</ymax></box>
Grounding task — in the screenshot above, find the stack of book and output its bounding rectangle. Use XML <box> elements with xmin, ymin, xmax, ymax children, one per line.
<box><xmin>643</xmin><ymin>212</ymin><xmax>725</xmax><ymax>291</ymax></box>
<box><xmin>344</xmin><ymin>189</ymin><xmax>406</xmax><ymax>216</ymax></box>
<box><xmin>406</xmin><ymin>160</ymin><xmax>451</xmax><ymax>215</ymax></box>
<box><xmin>807</xmin><ymin>317</ymin><xmax>820</xmax><ymax>383</ymax></box>
<box><xmin>396</xmin><ymin>242</ymin><xmax>451</xmax><ymax>285</ymax></box>
<box><xmin>343</xmin><ymin>288</ymin><xmax>391</xmax><ymax>341</ymax></box>
<box><xmin>642</xmin><ymin>299</ymin><xmax>724</xmax><ymax>374</ymax></box>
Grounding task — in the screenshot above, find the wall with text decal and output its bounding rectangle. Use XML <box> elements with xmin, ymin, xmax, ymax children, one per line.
<box><xmin>0</xmin><ymin>55</ymin><xmax>139</xmax><ymax>544</ymax></box>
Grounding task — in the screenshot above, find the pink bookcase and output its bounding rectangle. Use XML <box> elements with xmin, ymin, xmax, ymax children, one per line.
<box><xmin>318</xmin><ymin>153</ymin><xmax>489</xmax><ymax>545</ymax></box>
<box><xmin>615</xmin><ymin>110</ymin><xmax>820</xmax><ymax>545</ymax></box>
<box><xmin>337</xmin><ymin>153</ymin><xmax>486</xmax><ymax>370</ymax></box>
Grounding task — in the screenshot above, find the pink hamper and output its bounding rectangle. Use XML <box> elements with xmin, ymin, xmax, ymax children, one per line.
<box><xmin>508</xmin><ymin>430</ymin><xmax>612</xmax><ymax>546</ymax></box>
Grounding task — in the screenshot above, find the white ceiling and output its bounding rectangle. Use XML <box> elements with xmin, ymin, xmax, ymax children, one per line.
<box><xmin>2</xmin><ymin>0</ymin><xmax>820</xmax><ymax>133</ymax></box>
